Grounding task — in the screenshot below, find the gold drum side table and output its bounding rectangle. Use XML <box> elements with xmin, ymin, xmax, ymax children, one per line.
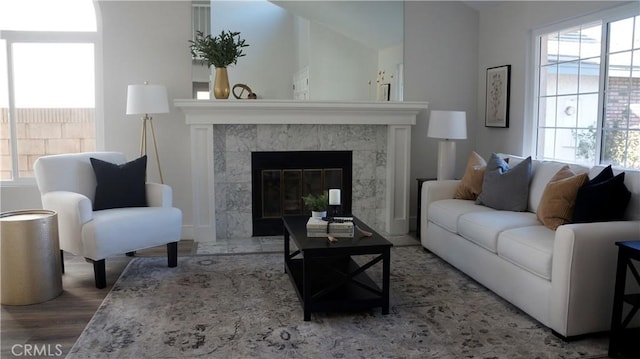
<box><xmin>1</xmin><ymin>210</ymin><xmax>62</xmax><ymax>305</ymax></box>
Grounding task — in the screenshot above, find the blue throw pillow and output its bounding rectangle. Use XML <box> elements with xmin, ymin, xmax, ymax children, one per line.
<box><xmin>90</xmin><ymin>155</ymin><xmax>148</xmax><ymax>211</ymax></box>
<box><xmin>476</xmin><ymin>153</ymin><xmax>532</xmax><ymax>211</ymax></box>
<box><xmin>572</xmin><ymin>165</ymin><xmax>631</xmax><ymax>223</ymax></box>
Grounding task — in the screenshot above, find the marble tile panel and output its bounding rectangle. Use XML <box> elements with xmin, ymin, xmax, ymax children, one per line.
<box><xmin>213</xmin><ymin>125</ymin><xmax>226</xmax><ymax>153</ymax></box>
<box><xmin>226</xmin><ymin>125</ymin><xmax>257</xmax><ymax>152</ymax></box>
<box><xmin>195</xmin><ymin>241</ymin><xmax>230</xmax><ymax>254</ymax></box>
<box><xmin>352</xmin><ymin>179</ymin><xmax>377</xmax><ymax>210</ymax></box>
<box><xmin>225</xmin><ymin>151</ymin><xmax>252</xmax><ymax>183</ymax></box>
<box><xmin>376</xmin><ymin>126</ymin><xmax>388</xmax><ymax>152</ymax></box>
<box><xmin>214</xmin><ymin>182</ymin><xmax>228</xmax><ymax>211</ymax></box>
<box><xmin>260</xmin><ymin>243</ymin><xmax>285</xmax><ymax>252</ymax></box>
<box><xmin>215</xmin><ymin>212</ymin><xmax>229</xmax><ymax>239</ymax></box>
<box><xmin>375</xmin><ymin>208</ymin><xmax>386</xmax><ymax>234</ymax></box>
<box><xmin>226</xmin><ymin>182</ymin><xmax>251</xmax><ymax>212</ymax></box>
<box><xmin>318</xmin><ymin>125</ymin><xmax>349</xmax><ymax>150</ymax></box>
<box><xmin>224</xmin><ymin>211</ymin><xmax>252</xmax><ymax>238</ymax></box>
<box><xmin>223</xmin><ymin>237</ymin><xmax>263</xmax><ymax>253</ymax></box>
<box><xmin>375</xmin><ymin>178</ymin><xmax>386</xmax><ymax>206</ymax></box>
<box><xmin>375</xmin><ymin>151</ymin><xmax>387</xmax><ymax>180</ymax></box>
<box><xmin>344</xmin><ymin>125</ymin><xmax>379</xmax><ymax>151</ymax></box>
<box><xmin>227</xmin><ymin>244</ymin><xmax>263</xmax><ymax>253</ymax></box>
<box><xmin>352</xmin><ymin>150</ymin><xmax>377</xmax><ymax>181</ymax></box>
<box><xmin>257</xmin><ymin>236</ymin><xmax>284</xmax><ymax>245</ymax></box>
<box><xmin>257</xmin><ymin>125</ymin><xmax>289</xmax><ymax>151</ymax></box>
<box><xmin>213</xmin><ymin>150</ymin><xmax>226</xmax><ymax>182</ymax></box>
<box><xmin>353</xmin><ymin>208</ymin><xmax>377</xmax><ymax>232</ymax></box>
<box><xmin>286</xmin><ymin>124</ymin><xmax>320</xmax><ymax>150</ymax></box>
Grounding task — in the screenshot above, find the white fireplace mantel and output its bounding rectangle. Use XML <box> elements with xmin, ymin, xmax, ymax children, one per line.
<box><xmin>174</xmin><ymin>100</ymin><xmax>429</xmax><ymax>242</ymax></box>
<box><xmin>175</xmin><ymin>99</ymin><xmax>426</xmax><ymax>125</ymax></box>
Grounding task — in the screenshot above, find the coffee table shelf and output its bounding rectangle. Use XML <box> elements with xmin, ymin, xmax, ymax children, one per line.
<box><xmin>283</xmin><ymin>216</ymin><xmax>392</xmax><ymax>321</ymax></box>
<box><xmin>287</xmin><ymin>256</ymin><xmax>384</xmax><ymax>313</ymax></box>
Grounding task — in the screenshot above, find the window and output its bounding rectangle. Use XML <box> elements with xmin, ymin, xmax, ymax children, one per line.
<box><xmin>0</xmin><ymin>0</ymin><xmax>98</xmax><ymax>181</ymax></box>
<box><xmin>534</xmin><ymin>6</ymin><xmax>639</xmax><ymax>169</ymax></box>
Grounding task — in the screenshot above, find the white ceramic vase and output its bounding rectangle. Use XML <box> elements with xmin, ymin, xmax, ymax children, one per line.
<box><xmin>311</xmin><ymin>211</ymin><xmax>327</xmax><ymax>219</ymax></box>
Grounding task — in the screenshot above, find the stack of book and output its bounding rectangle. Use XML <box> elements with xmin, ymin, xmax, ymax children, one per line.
<box><xmin>306</xmin><ymin>217</ymin><xmax>354</xmax><ymax>238</ymax></box>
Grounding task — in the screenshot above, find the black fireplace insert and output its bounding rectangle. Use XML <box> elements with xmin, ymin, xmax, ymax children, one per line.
<box><xmin>251</xmin><ymin>151</ymin><xmax>353</xmax><ymax>236</ymax></box>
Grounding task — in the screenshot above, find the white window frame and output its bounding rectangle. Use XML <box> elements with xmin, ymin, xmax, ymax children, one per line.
<box><xmin>1</xmin><ymin>23</ymin><xmax>103</xmax><ymax>185</ymax></box>
<box><xmin>529</xmin><ymin>2</ymin><xmax>639</xmax><ymax>167</ymax></box>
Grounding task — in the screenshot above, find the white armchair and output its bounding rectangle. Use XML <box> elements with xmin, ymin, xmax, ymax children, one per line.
<box><xmin>34</xmin><ymin>152</ymin><xmax>182</xmax><ymax>288</ymax></box>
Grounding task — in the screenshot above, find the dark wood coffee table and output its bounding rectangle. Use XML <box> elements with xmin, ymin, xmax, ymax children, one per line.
<box><xmin>283</xmin><ymin>215</ymin><xmax>392</xmax><ymax>321</ymax></box>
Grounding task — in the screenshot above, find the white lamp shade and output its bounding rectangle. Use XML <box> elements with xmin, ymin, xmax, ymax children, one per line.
<box><xmin>126</xmin><ymin>84</ymin><xmax>169</xmax><ymax>115</ymax></box>
<box><xmin>427</xmin><ymin>110</ymin><xmax>467</xmax><ymax>140</ymax></box>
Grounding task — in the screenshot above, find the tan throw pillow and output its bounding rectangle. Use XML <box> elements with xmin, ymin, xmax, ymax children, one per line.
<box><xmin>454</xmin><ymin>151</ymin><xmax>487</xmax><ymax>200</ymax></box>
<box><xmin>536</xmin><ymin>166</ymin><xmax>589</xmax><ymax>230</ymax></box>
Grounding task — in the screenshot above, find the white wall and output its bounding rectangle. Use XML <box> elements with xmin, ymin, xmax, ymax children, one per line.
<box><xmin>100</xmin><ymin>1</ymin><xmax>193</xmax><ymax>237</ymax></box>
<box><xmin>0</xmin><ymin>185</ymin><xmax>42</xmax><ymax>212</ymax></box>
<box><xmin>404</xmin><ymin>1</ymin><xmax>479</xmax><ymax>227</ymax></box>
<box><xmin>293</xmin><ymin>16</ymin><xmax>310</xmax><ymax>73</ymax></box>
<box><xmin>308</xmin><ymin>21</ymin><xmax>377</xmax><ymax>101</ymax></box>
<box><xmin>378</xmin><ymin>43</ymin><xmax>404</xmax><ymax>101</ymax></box>
<box><xmin>474</xmin><ymin>1</ymin><xmax>630</xmax><ymax>158</ymax></box>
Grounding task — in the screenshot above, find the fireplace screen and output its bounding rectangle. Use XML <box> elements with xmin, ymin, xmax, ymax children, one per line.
<box><xmin>252</xmin><ymin>151</ymin><xmax>352</xmax><ymax>236</ymax></box>
<box><xmin>262</xmin><ymin>168</ymin><xmax>343</xmax><ymax>218</ymax></box>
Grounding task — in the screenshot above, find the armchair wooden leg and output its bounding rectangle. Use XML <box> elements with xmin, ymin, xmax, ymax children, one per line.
<box><xmin>60</xmin><ymin>250</ymin><xmax>65</xmax><ymax>274</ymax></box>
<box><xmin>93</xmin><ymin>259</ymin><xmax>106</xmax><ymax>289</ymax></box>
<box><xmin>167</xmin><ymin>242</ymin><xmax>178</xmax><ymax>268</ymax></box>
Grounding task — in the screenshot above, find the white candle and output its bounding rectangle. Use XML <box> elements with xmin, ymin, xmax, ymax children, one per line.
<box><xmin>328</xmin><ymin>189</ymin><xmax>341</xmax><ymax>205</ymax></box>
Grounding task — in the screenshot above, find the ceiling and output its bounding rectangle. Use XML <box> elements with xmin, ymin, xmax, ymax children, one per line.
<box><xmin>270</xmin><ymin>1</ymin><xmax>404</xmax><ymax>50</ymax></box>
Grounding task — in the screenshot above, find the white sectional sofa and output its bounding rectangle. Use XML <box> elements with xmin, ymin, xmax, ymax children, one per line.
<box><xmin>420</xmin><ymin>154</ymin><xmax>640</xmax><ymax>338</ymax></box>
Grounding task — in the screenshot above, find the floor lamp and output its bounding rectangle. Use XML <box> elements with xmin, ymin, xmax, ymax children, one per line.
<box><xmin>427</xmin><ymin>110</ymin><xmax>467</xmax><ymax>180</ymax></box>
<box><xmin>126</xmin><ymin>82</ymin><xmax>169</xmax><ymax>183</ymax></box>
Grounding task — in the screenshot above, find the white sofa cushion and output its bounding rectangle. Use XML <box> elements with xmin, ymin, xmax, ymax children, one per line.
<box><xmin>458</xmin><ymin>211</ymin><xmax>540</xmax><ymax>253</ymax></box>
<box><xmin>428</xmin><ymin>199</ymin><xmax>493</xmax><ymax>233</ymax></box>
<box><xmin>497</xmin><ymin>226</ymin><xmax>555</xmax><ymax>280</ymax></box>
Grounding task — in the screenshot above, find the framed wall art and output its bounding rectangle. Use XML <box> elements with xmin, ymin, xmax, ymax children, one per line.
<box><xmin>485</xmin><ymin>65</ymin><xmax>511</xmax><ymax>128</ymax></box>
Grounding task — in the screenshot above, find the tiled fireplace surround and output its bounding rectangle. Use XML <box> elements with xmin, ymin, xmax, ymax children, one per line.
<box><xmin>175</xmin><ymin>100</ymin><xmax>428</xmax><ymax>244</ymax></box>
<box><xmin>216</xmin><ymin>124</ymin><xmax>382</xmax><ymax>238</ymax></box>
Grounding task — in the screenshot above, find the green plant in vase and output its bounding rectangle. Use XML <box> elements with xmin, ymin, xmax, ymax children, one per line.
<box><xmin>189</xmin><ymin>30</ymin><xmax>249</xmax><ymax>99</ymax></box>
<box><xmin>302</xmin><ymin>192</ymin><xmax>328</xmax><ymax>217</ymax></box>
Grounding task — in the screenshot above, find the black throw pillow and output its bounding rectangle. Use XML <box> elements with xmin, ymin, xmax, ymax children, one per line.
<box><xmin>588</xmin><ymin>164</ymin><xmax>613</xmax><ymax>184</ymax></box>
<box><xmin>90</xmin><ymin>155</ymin><xmax>148</xmax><ymax>211</ymax></box>
<box><xmin>572</xmin><ymin>165</ymin><xmax>631</xmax><ymax>223</ymax></box>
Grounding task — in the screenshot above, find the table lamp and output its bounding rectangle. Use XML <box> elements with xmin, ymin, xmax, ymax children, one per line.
<box><xmin>427</xmin><ymin>110</ymin><xmax>467</xmax><ymax>180</ymax></box>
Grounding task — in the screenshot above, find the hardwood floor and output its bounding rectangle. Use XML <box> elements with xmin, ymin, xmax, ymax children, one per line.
<box><xmin>0</xmin><ymin>240</ymin><xmax>194</xmax><ymax>358</ymax></box>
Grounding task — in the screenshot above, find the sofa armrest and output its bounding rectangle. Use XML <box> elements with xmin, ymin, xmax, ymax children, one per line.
<box><xmin>41</xmin><ymin>191</ymin><xmax>93</xmax><ymax>255</ymax></box>
<box><xmin>146</xmin><ymin>182</ymin><xmax>173</xmax><ymax>207</ymax></box>
<box><xmin>420</xmin><ymin>180</ymin><xmax>460</xmax><ymax>245</ymax></box>
<box><xmin>550</xmin><ymin>220</ymin><xmax>640</xmax><ymax>337</ymax></box>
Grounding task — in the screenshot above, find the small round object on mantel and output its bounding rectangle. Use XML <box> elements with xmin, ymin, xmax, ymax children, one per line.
<box><xmin>232</xmin><ymin>83</ymin><xmax>257</xmax><ymax>100</ymax></box>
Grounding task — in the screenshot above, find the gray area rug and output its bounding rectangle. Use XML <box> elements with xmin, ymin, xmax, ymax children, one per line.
<box><xmin>68</xmin><ymin>247</ymin><xmax>608</xmax><ymax>358</ymax></box>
